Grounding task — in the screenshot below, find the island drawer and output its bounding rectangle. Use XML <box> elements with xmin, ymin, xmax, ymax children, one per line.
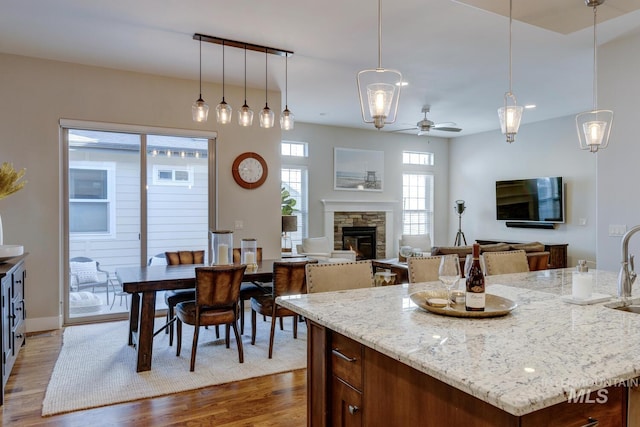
<box><xmin>331</xmin><ymin>332</ymin><xmax>363</xmax><ymax>391</ymax></box>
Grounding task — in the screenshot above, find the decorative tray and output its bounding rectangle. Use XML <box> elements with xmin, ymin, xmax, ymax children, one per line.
<box><xmin>409</xmin><ymin>290</ymin><xmax>517</xmax><ymax>318</ymax></box>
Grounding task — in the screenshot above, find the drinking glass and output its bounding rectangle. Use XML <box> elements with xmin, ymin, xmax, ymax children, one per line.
<box><xmin>399</xmin><ymin>245</ymin><xmax>413</xmax><ymax>260</ymax></box>
<box><xmin>438</xmin><ymin>254</ymin><xmax>461</xmax><ymax>310</ymax></box>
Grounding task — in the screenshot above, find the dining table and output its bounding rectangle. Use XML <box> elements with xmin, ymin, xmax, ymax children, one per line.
<box><xmin>116</xmin><ymin>258</ymin><xmax>305</xmax><ymax>372</ymax></box>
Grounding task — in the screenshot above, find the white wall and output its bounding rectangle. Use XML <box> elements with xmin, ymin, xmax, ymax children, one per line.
<box><xmin>0</xmin><ymin>53</ymin><xmax>282</xmax><ymax>331</ymax></box>
<box><xmin>597</xmin><ymin>30</ymin><xmax>640</xmax><ymax>272</ymax></box>
<box><xmin>449</xmin><ymin>116</ymin><xmax>597</xmax><ymax>267</ymax></box>
<box><xmin>284</xmin><ymin>123</ymin><xmax>451</xmax><ymax>249</ymax></box>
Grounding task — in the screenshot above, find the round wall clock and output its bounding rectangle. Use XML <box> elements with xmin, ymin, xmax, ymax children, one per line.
<box><xmin>232</xmin><ymin>152</ymin><xmax>268</xmax><ymax>189</ymax></box>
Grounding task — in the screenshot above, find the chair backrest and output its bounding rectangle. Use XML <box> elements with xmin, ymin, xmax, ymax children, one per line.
<box><xmin>408</xmin><ymin>255</ymin><xmax>442</xmax><ymax>283</ymax></box>
<box><xmin>273</xmin><ymin>259</ymin><xmax>318</xmax><ymax>297</ymax></box>
<box><xmin>300</xmin><ymin>237</ymin><xmax>331</xmax><ymax>254</ymax></box>
<box><xmin>165</xmin><ymin>250</ymin><xmax>205</xmax><ymax>265</ymax></box>
<box><xmin>232</xmin><ymin>247</ymin><xmax>263</xmax><ymax>263</ymax></box>
<box><xmin>194</xmin><ymin>265</ymin><xmax>247</xmax><ymax>308</ymax></box>
<box><xmin>482</xmin><ymin>250</ymin><xmax>529</xmax><ymax>276</ymax></box>
<box><xmin>306</xmin><ymin>260</ymin><xmax>374</xmax><ymax>293</ymax></box>
<box><xmin>69</xmin><ymin>257</ymin><xmax>105</xmax><ymax>285</ymax></box>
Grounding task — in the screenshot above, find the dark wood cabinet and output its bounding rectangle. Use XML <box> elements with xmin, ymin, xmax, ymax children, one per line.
<box><xmin>307</xmin><ymin>321</ymin><xmax>627</xmax><ymax>427</ymax></box>
<box><xmin>476</xmin><ymin>239</ymin><xmax>568</xmax><ymax>269</ymax></box>
<box><xmin>0</xmin><ymin>255</ymin><xmax>26</xmax><ymax>405</ymax></box>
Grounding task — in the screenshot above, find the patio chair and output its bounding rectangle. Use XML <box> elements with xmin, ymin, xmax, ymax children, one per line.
<box><xmin>69</xmin><ymin>256</ymin><xmax>111</xmax><ymax>305</ymax></box>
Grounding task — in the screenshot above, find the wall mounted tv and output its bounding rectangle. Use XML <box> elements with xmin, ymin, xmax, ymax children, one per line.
<box><xmin>496</xmin><ymin>176</ymin><xmax>565</xmax><ymax>224</ymax></box>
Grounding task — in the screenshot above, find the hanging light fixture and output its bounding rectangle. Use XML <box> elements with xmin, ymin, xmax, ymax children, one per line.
<box><xmin>356</xmin><ymin>0</ymin><xmax>402</xmax><ymax>130</ymax></box>
<box><xmin>192</xmin><ymin>36</ymin><xmax>209</xmax><ymax>122</ymax></box>
<box><xmin>238</xmin><ymin>45</ymin><xmax>254</xmax><ymax>127</ymax></box>
<box><xmin>497</xmin><ymin>0</ymin><xmax>523</xmax><ymax>143</ymax></box>
<box><xmin>280</xmin><ymin>53</ymin><xmax>294</xmax><ymax>130</ymax></box>
<box><xmin>576</xmin><ymin>0</ymin><xmax>613</xmax><ymax>153</ymax></box>
<box><xmin>216</xmin><ymin>41</ymin><xmax>232</xmax><ymax>124</ymax></box>
<box><xmin>260</xmin><ymin>49</ymin><xmax>275</xmax><ymax>128</ymax></box>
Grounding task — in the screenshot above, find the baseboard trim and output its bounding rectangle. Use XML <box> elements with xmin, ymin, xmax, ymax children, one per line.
<box><xmin>26</xmin><ymin>316</ymin><xmax>62</xmax><ymax>333</ymax></box>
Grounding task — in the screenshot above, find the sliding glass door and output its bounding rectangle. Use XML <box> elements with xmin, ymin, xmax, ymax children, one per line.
<box><xmin>63</xmin><ymin>124</ymin><xmax>214</xmax><ymax>325</ymax></box>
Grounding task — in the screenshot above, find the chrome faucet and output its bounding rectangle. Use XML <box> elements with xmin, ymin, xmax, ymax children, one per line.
<box><xmin>618</xmin><ymin>225</ymin><xmax>640</xmax><ymax>298</ymax></box>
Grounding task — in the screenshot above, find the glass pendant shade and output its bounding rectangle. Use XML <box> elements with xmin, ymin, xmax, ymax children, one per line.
<box><xmin>238</xmin><ymin>104</ymin><xmax>254</xmax><ymax>126</ymax></box>
<box><xmin>216</xmin><ymin>100</ymin><xmax>232</xmax><ymax>124</ymax></box>
<box><xmin>260</xmin><ymin>105</ymin><xmax>275</xmax><ymax>128</ymax></box>
<box><xmin>357</xmin><ymin>69</ymin><xmax>402</xmax><ymax>129</ymax></box>
<box><xmin>498</xmin><ymin>102</ymin><xmax>523</xmax><ymax>143</ymax></box>
<box><xmin>576</xmin><ymin>110</ymin><xmax>613</xmax><ymax>152</ymax></box>
<box><xmin>280</xmin><ymin>107</ymin><xmax>294</xmax><ymax>130</ymax></box>
<box><xmin>192</xmin><ymin>98</ymin><xmax>209</xmax><ymax>122</ymax></box>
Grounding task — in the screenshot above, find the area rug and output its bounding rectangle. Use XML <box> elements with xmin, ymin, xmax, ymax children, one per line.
<box><xmin>42</xmin><ymin>315</ymin><xmax>307</xmax><ymax>416</ymax></box>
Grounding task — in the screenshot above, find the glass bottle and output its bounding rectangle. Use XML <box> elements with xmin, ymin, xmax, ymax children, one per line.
<box><xmin>465</xmin><ymin>243</ymin><xmax>485</xmax><ymax>311</ymax></box>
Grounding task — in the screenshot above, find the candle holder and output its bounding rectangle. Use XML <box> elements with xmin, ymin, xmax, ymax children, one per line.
<box><xmin>210</xmin><ymin>230</ymin><xmax>233</xmax><ymax>265</ymax></box>
<box><xmin>241</xmin><ymin>238</ymin><xmax>258</xmax><ymax>272</ymax></box>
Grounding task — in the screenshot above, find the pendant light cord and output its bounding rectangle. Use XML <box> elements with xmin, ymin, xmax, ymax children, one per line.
<box><xmin>592</xmin><ymin>4</ymin><xmax>598</xmax><ymax>111</ymax></box>
<box><xmin>244</xmin><ymin>44</ymin><xmax>247</xmax><ymax>104</ymax></box>
<box><xmin>508</xmin><ymin>0</ymin><xmax>513</xmax><ymax>95</ymax></box>
<box><xmin>198</xmin><ymin>36</ymin><xmax>203</xmax><ymax>98</ymax></box>
<box><xmin>285</xmin><ymin>54</ymin><xmax>289</xmax><ymax>109</ymax></box>
<box><xmin>265</xmin><ymin>49</ymin><xmax>268</xmax><ymax>106</ymax></box>
<box><xmin>222</xmin><ymin>41</ymin><xmax>225</xmax><ymax>101</ymax></box>
<box><xmin>377</xmin><ymin>0</ymin><xmax>382</xmax><ymax>69</ymax></box>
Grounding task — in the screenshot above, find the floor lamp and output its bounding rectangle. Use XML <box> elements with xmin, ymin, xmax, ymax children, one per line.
<box><xmin>454</xmin><ymin>200</ymin><xmax>467</xmax><ymax>246</ymax></box>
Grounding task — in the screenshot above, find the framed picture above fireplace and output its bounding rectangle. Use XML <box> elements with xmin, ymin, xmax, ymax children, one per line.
<box><xmin>334</xmin><ymin>147</ymin><xmax>384</xmax><ymax>192</ymax></box>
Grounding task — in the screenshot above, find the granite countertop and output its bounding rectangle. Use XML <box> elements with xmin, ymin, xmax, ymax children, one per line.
<box><xmin>277</xmin><ymin>268</ymin><xmax>640</xmax><ymax>416</ymax></box>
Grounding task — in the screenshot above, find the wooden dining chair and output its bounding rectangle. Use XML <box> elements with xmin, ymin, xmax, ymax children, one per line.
<box><xmin>250</xmin><ymin>259</ymin><xmax>317</xmax><ymax>358</ymax></box>
<box><xmin>161</xmin><ymin>250</ymin><xmax>206</xmax><ymax>346</ymax></box>
<box><xmin>407</xmin><ymin>255</ymin><xmax>442</xmax><ymax>283</ymax></box>
<box><xmin>482</xmin><ymin>250</ymin><xmax>530</xmax><ymax>276</ymax></box>
<box><xmin>175</xmin><ymin>264</ymin><xmax>247</xmax><ymax>371</ymax></box>
<box><xmin>305</xmin><ymin>260</ymin><xmax>374</xmax><ymax>293</ymax></box>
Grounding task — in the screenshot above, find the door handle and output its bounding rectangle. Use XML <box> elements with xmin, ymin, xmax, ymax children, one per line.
<box><xmin>348</xmin><ymin>405</ymin><xmax>359</xmax><ymax>415</ymax></box>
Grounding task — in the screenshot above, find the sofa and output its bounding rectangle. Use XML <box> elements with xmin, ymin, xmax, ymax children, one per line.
<box><xmin>431</xmin><ymin>241</ymin><xmax>551</xmax><ymax>273</ymax></box>
<box><xmin>295</xmin><ymin>237</ymin><xmax>356</xmax><ymax>262</ymax></box>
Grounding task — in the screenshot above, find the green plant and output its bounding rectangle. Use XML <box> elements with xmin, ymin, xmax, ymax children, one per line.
<box><xmin>281</xmin><ymin>187</ymin><xmax>297</xmax><ymax>215</ymax></box>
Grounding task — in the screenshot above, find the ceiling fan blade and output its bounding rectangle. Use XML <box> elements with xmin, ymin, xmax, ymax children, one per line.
<box><xmin>390</xmin><ymin>128</ymin><xmax>418</xmax><ymax>133</ymax></box>
<box><xmin>432</xmin><ymin>125</ymin><xmax>462</xmax><ymax>132</ymax></box>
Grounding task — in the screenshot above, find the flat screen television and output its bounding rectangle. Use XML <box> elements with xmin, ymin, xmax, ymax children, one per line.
<box><xmin>496</xmin><ymin>176</ymin><xmax>564</xmax><ymax>223</ymax></box>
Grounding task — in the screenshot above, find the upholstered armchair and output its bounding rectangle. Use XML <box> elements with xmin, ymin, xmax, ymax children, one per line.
<box><xmin>69</xmin><ymin>257</ymin><xmax>111</xmax><ymax>304</ymax></box>
<box><xmin>398</xmin><ymin>234</ymin><xmax>432</xmax><ymax>261</ymax></box>
<box><xmin>295</xmin><ymin>237</ymin><xmax>356</xmax><ymax>262</ymax></box>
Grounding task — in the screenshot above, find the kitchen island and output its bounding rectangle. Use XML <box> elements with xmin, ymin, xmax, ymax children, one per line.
<box><xmin>278</xmin><ymin>268</ymin><xmax>640</xmax><ymax>426</ymax></box>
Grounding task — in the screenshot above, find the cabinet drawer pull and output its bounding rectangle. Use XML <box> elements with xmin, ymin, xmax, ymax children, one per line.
<box><xmin>348</xmin><ymin>405</ymin><xmax>359</xmax><ymax>415</ymax></box>
<box><xmin>332</xmin><ymin>348</ymin><xmax>356</xmax><ymax>362</ymax></box>
<box><xmin>581</xmin><ymin>418</ymin><xmax>598</xmax><ymax>427</ymax></box>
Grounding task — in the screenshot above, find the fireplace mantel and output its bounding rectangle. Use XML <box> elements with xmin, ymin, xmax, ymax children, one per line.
<box><xmin>321</xmin><ymin>199</ymin><xmax>399</xmax><ymax>258</ymax></box>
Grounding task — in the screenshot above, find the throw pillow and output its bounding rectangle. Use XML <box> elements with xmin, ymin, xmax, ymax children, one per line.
<box><xmin>70</xmin><ymin>261</ymin><xmax>99</xmax><ymax>284</ymax></box>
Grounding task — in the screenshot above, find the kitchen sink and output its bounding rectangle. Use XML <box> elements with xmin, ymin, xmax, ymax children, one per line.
<box><xmin>605</xmin><ymin>299</ymin><xmax>640</xmax><ymax>314</ymax></box>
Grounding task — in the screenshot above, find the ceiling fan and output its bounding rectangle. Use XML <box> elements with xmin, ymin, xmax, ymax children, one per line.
<box><xmin>393</xmin><ymin>106</ymin><xmax>462</xmax><ymax>136</ymax></box>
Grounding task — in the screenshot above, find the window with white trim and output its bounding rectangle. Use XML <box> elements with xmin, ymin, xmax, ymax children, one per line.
<box><xmin>281</xmin><ymin>141</ymin><xmax>308</xmax><ymax>250</ymax></box>
<box><xmin>69</xmin><ymin>162</ymin><xmax>116</xmax><ymax>236</ymax></box>
<box><xmin>152</xmin><ymin>165</ymin><xmax>194</xmax><ymax>186</ymax></box>
<box><xmin>402</xmin><ymin>150</ymin><xmax>434</xmax><ymax>239</ymax></box>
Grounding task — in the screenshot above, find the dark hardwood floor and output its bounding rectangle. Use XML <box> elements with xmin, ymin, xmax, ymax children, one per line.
<box><xmin>2</xmin><ymin>329</ymin><xmax>307</xmax><ymax>426</ymax></box>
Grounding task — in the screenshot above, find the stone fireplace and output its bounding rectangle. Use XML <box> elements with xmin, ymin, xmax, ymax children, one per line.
<box><xmin>341</xmin><ymin>226</ymin><xmax>377</xmax><ymax>260</ymax></box>
<box><xmin>321</xmin><ymin>199</ymin><xmax>399</xmax><ymax>259</ymax></box>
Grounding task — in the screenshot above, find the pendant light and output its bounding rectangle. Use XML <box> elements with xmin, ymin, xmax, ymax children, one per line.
<box><xmin>192</xmin><ymin>36</ymin><xmax>209</xmax><ymax>122</ymax></box>
<box><xmin>356</xmin><ymin>0</ymin><xmax>402</xmax><ymax>130</ymax></box>
<box><xmin>576</xmin><ymin>0</ymin><xmax>613</xmax><ymax>153</ymax></box>
<box><xmin>259</xmin><ymin>49</ymin><xmax>275</xmax><ymax>128</ymax></box>
<box><xmin>238</xmin><ymin>45</ymin><xmax>254</xmax><ymax>127</ymax></box>
<box><xmin>216</xmin><ymin>41</ymin><xmax>232</xmax><ymax>124</ymax></box>
<box><xmin>497</xmin><ymin>0</ymin><xmax>523</xmax><ymax>143</ymax></box>
<box><xmin>280</xmin><ymin>53</ymin><xmax>294</xmax><ymax>130</ymax></box>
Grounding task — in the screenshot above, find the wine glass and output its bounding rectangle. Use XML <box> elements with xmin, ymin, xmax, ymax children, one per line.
<box><xmin>438</xmin><ymin>255</ymin><xmax>461</xmax><ymax>310</ymax></box>
<box><xmin>399</xmin><ymin>246</ymin><xmax>413</xmax><ymax>261</ymax></box>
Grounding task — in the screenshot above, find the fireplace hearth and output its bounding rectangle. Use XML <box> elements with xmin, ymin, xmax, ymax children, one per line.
<box><xmin>342</xmin><ymin>226</ymin><xmax>376</xmax><ymax>260</ymax></box>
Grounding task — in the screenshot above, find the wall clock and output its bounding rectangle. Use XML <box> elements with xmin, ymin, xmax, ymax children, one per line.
<box><xmin>232</xmin><ymin>152</ymin><xmax>268</xmax><ymax>189</ymax></box>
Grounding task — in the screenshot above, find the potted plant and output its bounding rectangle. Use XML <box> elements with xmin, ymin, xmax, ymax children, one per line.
<box><xmin>281</xmin><ymin>187</ymin><xmax>298</xmax><ymax>252</ymax></box>
<box><xmin>0</xmin><ymin>162</ymin><xmax>27</xmax><ymax>248</ymax></box>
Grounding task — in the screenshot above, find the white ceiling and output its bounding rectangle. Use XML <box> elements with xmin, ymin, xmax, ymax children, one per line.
<box><xmin>1</xmin><ymin>0</ymin><xmax>639</xmax><ymax>137</ymax></box>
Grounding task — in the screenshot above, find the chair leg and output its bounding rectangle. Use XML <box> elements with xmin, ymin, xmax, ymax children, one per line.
<box><xmin>215</xmin><ymin>325</ymin><xmax>220</xmax><ymax>339</ymax></box>
<box><xmin>251</xmin><ymin>308</ymin><xmax>257</xmax><ymax>345</ymax></box>
<box><xmin>240</xmin><ymin>298</ymin><xmax>245</xmax><ymax>335</ymax></box>
<box><xmin>225</xmin><ymin>324</ymin><xmax>230</xmax><ymax>348</ymax></box>
<box><xmin>231</xmin><ymin>320</ymin><xmax>244</xmax><ymax>363</ymax></box>
<box><xmin>293</xmin><ymin>315</ymin><xmax>298</xmax><ymax>339</ymax></box>
<box><xmin>279</xmin><ymin>316</ymin><xmax>284</xmax><ymax>331</ymax></box>
<box><xmin>176</xmin><ymin>318</ymin><xmax>182</xmax><ymax>357</ymax></box>
<box><xmin>168</xmin><ymin>304</ymin><xmax>175</xmax><ymax>346</ymax></box>
<box><xmin>268</xmin><ymin>314</ymin><xmax>277</xmax><ymax>359</ymax></box>
<box><xmin>190</xmin><ymin>325</ymin><xmax>200</xmax><ymax>372</ymax></box>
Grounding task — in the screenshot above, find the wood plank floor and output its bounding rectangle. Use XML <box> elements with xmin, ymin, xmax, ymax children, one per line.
<box><xmin>1</xmin><ymin>329</ymin><xmax>307</xmax><ymax>426</ymax></box>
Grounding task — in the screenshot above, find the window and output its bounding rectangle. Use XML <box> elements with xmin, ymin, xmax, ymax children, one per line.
<box><xmin>281</xmin><ymin>141</ymin><xmax>309</xmax><ymax>250</ymax></box>
<box><xmin>69</xmin><ymin>162</ymin><xmax>116</xmax><ymax>236</ymax></box>
<box><xmin>402</xmin><ymin>150</ymin><xmax>434</xmax><ymax>239</ymax></box>
<box><xmin>152</xmin><ymin>165</ymin><xmax>194</xmax><ymax>186</ymax></box>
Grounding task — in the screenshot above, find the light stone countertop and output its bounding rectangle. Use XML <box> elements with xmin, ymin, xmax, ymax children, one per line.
<box><xmin>277</xmin><ymin>268</ymin><xmax>640</xmax><ymax>416</ymax></box>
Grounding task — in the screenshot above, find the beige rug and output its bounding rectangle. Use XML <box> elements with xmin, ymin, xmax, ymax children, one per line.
<box><xmin>42</xmin><ymin>315</ymin><xmax>307</xmax><ymax>416</ymax></box>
